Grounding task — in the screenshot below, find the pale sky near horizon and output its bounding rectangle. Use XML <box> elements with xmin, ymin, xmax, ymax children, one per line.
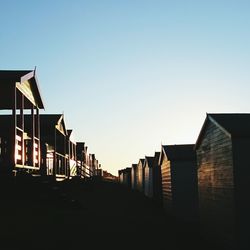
<box><xmin>1</xmin><ymin>0</ymin><xmax>250</xmax><ymax>176</ymax></box>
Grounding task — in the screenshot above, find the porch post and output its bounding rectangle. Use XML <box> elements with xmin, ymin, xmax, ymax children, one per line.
<box><xmin>36</xmin><ymin>107</ymin><xmax>40</xmax><ymax>169</ymax></box>
<box><xmin>31</xmin><ymin>105</ymin><xmax>34</xmax><ymax>167</ymax></box>
<box><xmin>53</xmin><ymin>128</ymin><xmax>57</xmax><ymax>178</ymax></box>
<box><xmin>21</xmin><ymin>93</ymin><xmax>24</xmax><ymax>167</ymax></box>
<box><xmin>11</xmin><ymin>84</ymin><xmax>17</xmax><ymax>174</ymax></box>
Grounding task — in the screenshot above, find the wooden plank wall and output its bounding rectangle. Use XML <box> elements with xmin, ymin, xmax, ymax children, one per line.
<box><xmin>161</xmin><ymin>157</ymin><xmax>172</xmax><ymax>213</ymax></box>
<box><xmin>196</xmin><ymin>120</ymin><xmax>235</xmax><ymax>245</ymax></box>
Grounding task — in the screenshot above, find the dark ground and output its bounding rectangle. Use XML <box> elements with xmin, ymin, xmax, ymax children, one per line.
<box><xmin>0</xmin><ymin>176</ymin><xmax>224</xmax><ymax>250</ymax></box>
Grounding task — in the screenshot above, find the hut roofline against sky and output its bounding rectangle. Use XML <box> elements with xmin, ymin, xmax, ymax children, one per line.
<box><xmin>195</xmin><ymin>113</ymin><xmax>250</xmax><ymax>149</ymax></box>
<box><xmin>159</xmin><ymin>144</ymin><xmax>196</xmax><ymax>164</ymax></box>
<box><xmin>0</xmin><ymin>70</ymin><xmax>44</xmax><ymax>109</ymax></box>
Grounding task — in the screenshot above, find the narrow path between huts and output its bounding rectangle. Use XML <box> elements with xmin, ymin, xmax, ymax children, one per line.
<box><xmin>0</xmin><ymin>177</ymin><xmax>216</xmax><ymax>250</ymax></box>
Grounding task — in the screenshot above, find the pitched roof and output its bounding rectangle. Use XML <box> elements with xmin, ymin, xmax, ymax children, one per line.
<box><xmin>161</xmin><ymin>144</ymin><xmax>196</xmax><ymax>161</ymax></box>
<box><xmin>144</xmin><ymin>156</ymin><xmax>154</xmax><ymax>168</ymax></box>
<box><xmin>40</xmin><ymin>114</ymin><xmax>62</xmax><ymax>126</ymax></box>
<box><xmin>125</xmin><ymin>167</ymin><xmax>132</xmax><ymax>173</ymax></box>
<box><xmin>0</xmin><ymin>70</ymin><xmax>32</xmax><ymax>80</ymax></box>
<box><xmin>139</xmin><ymin>158</ymin><xmax>145</xmax><ymax>166</ymax></box>
<box><xmin>39</xmin><ymin>114</ymin><xmax>67</xmax><ymax>136</ymax></box>
<box><xmin>0</xmin><ymin>70</ymin><xmax>44</xmax><ymax>109</ymax></box>
<box><xmin>195</xmin><ymin>113</ymin><xmax>250</xmax><ymax>149</ymax></box>
<box><xmin>67</xmin><ymin>129</ymin><xmax>73</xmax><ymax>136</ymax></box>
<box><xmin>153</xmin><ymin>152</ymin><xmax>160</xmax><ymax>167</ymax></box>
<box><xmin>76</xmin><ymin>142</ymin><xmax>85</xmax><ymax>154</ymax></box>
<box><xmin>132</xmin><ymin>164</ymin><xmax>137</xmax><ymax>169</ymax></box>
<box><xmin>209</xmin><ymin>113</ymin><xmax>250</xmax><ymax>136</ymax></box>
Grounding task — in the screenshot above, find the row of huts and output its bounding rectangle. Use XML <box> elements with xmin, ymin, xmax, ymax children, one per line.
<box><xmin>118</xmin><ymin>113</ymin><xmax>250</xmax><ymax>249</ymax></box>
<box><xmin>0</xmin><ymin>70</ymin><xmax>102</xmax><ymax>180</ymax></box>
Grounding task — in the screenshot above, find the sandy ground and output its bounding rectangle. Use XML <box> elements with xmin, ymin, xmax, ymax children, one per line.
<box><xmin>0</xmin><ymin>176</ymin><xmax>223</xmax><ymax>250</ymax></box>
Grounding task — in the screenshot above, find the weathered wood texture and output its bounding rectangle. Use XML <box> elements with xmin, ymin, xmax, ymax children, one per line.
<box><xmin>161</xmin><ymin>157</ymin><xmax>173</xmax><ymax>213</ymax></box>
<box><xmin>196</xmin><ymin>120</ymin><xmax>235</xmax><ymax>245</ymax></box>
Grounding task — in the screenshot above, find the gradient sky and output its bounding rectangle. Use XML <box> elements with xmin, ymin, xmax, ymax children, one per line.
<box><xmin>1</xmin><ymin>0</ymin><xmax>250</xmax><ymax>176</ymax></box>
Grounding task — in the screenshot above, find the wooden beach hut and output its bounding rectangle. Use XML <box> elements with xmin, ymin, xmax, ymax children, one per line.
<box><xmin>67</xmin><ymin>129</ymin><xmax>77</xmax><ymax>178</ymax></box>
<box><xmin>78</xmin><ymin>144</ymin><xmax>90</xmax><ymax>178</ymax></box>
<box><xmin>76</xmin><ymin>142</ymin><xmax>90</xmax><ymax>178</ymax></box>
<box><xmin>88</xmin><ymin>154</ymin><xmax>97</xmax><ymax>177</ymax></box>
<box><xmin>137</xmin><ymin>158</ymin><xmax>145</xmax><ymax>192</ymax></box>
<box><xmin>118</xmin><ymin>169</ymin><xmax>124</xmax><ymax>184</ymax></box>
<box><xmin>131</xmin><ymin>163</ymin><xmax>138</xmax><ymax>190</ymax></box>
<box><xmin>0</xmin><ymin>70</ymin><xmax>44</xmax><ymax>175</ymax></box>
<box><xmin>195</xmin><ymin>113</ymin><xmax>250</xmax><ymax>249</ymax></box>
<box><xmin>152</xmin><ymin>152</ymin><xmax>162</xmax><ymax>203</ymax></box>
<box><xmin>159</xmin><ymin>144</ymin><xmax>198</xmax><ymax>222</ymax></box>
<box><xmin>144</xmin><ymin>152</ymin><xmax>162</xmax><ymax>201</ymax></box>
<box><xmin>39</xmin><ymin>114</ymin><xmax>68</xmax><ymax>179</ymax></box>
<box><xmin>144</xmin><ymin>156</ymin><xmax>154</xmax><ymax>198</ymax></box>
<box><xmin>118</xmin><ymin>168</ymin><xmax>131</xmax><ymax>187</ymax></box>
<box><xmin>123</xmin><ymin>167</ymin><xmax>132</xmax><ymax>187</ymax></box>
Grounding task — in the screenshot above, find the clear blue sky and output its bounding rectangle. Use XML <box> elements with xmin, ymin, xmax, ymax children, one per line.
<box><xmin>1</xmin><ymin>0</ymin><xmax>250</xmax><ymax>176</ymax></box>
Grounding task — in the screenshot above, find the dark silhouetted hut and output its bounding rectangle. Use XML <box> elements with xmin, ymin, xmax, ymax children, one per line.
<box><xmin>123</xmin><ymin>167</ymin><xmax>132</xmax><ymax>187</ymax></box>
<box><xmin>0</xmin><ymin>70</ymin><xmax>44</xmax><ymax>175</ymax></box>
<box><xmin>118</xmin><ymin>168</ymin><xmax>131</xmax><ymax>187</ymax></box>
<box><xmin>95</xmin><ymin>168</ymin><xmax>103</xmax><ymax>178</ymax></box>
<box><xmin>118</xmin><ymin>169</ymin><xmax>123</xmax><ymax>184</ymax></box>
<box><xmin>144</xmin><ymin>156</ymin><xmax>154</xmax><ymax>197</ymax></box>
<box><xmin>159</xmin><ymin>144</ymin><xmax>198</xmax><ymax>222</ymax></box>
<box><xmin>88</xmin><ymin>153</ymin><xmax>98</xmax><ymax>177</ymax></box>
<box><xmin>195</xmin><ymin>113</ymin><xmax>250</xmax><ymax>249</ymax></box>
<box><xmin>144</xmin><ymin>152</ymin><xmax>162</xmax><ymax>201</ymax></box>
<box><xmin>82</xmin><ymin>144</ymin><xmax>90</xmax><ymax>177</ymax></box>
<box><xmin>137</xmin><ymin>158</ymin><xmax>145</xmax><ymax>192</ymax></box>
<box><xmin>131</xmin><ymin>163</ymin><xmax>138</xmax><ymax>190</ymax></box>
<box><xmin>153</xmin><ymin>152</ymin><xmax>162</xmax><ymax>203</ymax></box>
<box><xmin>39</xmin><ymin>114</ymin><xmax>68</xmax><ymax>180</ymax></box>
<box><xmin>76</xmin><ymin>142</ymin><xmax>90</xmax><ymax>178</ymax></box>
<box><xmin>67</xmin><ymin>129</ymin><xmax>77</xmax><ymax>178</ymax></box>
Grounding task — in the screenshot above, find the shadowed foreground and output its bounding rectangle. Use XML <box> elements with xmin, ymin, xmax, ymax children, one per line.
<box><xmin>0</xmin><ymin>176</ymin><xmax>221</xmax><ymax>250</ymax></box>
